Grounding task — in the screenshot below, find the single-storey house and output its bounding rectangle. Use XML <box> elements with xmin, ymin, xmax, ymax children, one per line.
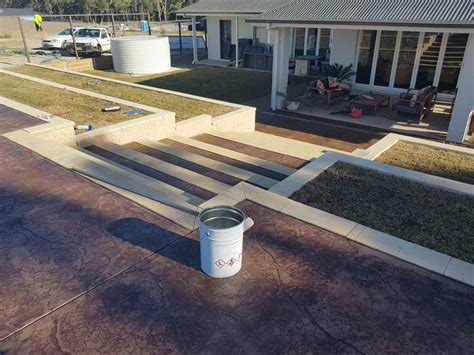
<box><xmin>179</xmin><ymin>0</ymin><xmax>474</xmax><ymax>143</ymax></box>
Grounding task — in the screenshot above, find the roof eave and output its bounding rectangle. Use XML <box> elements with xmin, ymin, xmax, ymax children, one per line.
<box><xmin>246</xmin><ymin>19</ymin><xmax>474</xmax><ymax>29</ymax></box>
<box><xmin>176</xmin><ymin>11</ymin><xmax>263</xmax><ymax>16</ymax></box>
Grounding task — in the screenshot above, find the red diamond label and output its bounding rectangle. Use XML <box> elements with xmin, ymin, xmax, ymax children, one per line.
<box><xmin>215</xmin><ymin>259</ymin><xmax>226</xmax><ymax>268</ymax></box>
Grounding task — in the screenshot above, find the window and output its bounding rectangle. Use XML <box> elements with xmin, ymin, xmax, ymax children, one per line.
<box><xmin>415</xmin><ymin>32</ymin><xmax>442</xmax><ymax>88</ymax></box>
<box><xmin>394</xmin><ymin>32</ymin><xmax>419</xmax><ymax>89</ymax></box>
<box><xmin>294</xmin><ymin>28</ymin><xmax>305</xmax><ymax>56</ymax></box>
<box><xmin>438</xmin><ymin>33</ymin><xmax>469</xmax><ymax>94</ymax></box>
<box><xmin>100</xmin><ymin>30</ymin><xmax>107</xmax><ymax>38</ymax></box>
<box><xmin>374</xmin><ymin>31</ymin><xmax>397</xmax><ymax>87</ymax></box>
<box><xmin>255</xmin><ymin>26</ymin><xmax>267</xmax><ymax>44</ymax></box>
<box><xmin>319</xmin><ymin>28</ymin><xmax>331</xmax><ymax>60</ymax></box>
<box><xmin>356</xmin><ymin>30</ymin><xmax>377</xmax><ymax>84</ymax></box>
<box><xmin>307</xmin><ymin>28</ymin><xmax>318</xmax><ymax>55</ymax></box>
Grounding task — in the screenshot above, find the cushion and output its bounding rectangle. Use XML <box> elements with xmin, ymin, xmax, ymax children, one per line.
<box><xmin>328</xmin><ymin>76</ymin><xmax>339</xmax><ymax>90</ymax></box>
<box><xmin>410</xmin><ymin>93</ymin><xmax>418</xmax><ymax>107</ymax></box>
<box><xmin>316</xmin><ymin>79</ymin><xmax>326</xmax><ymax>95</ymax></box>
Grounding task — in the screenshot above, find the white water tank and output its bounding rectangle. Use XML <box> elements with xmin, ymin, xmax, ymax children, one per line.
<box><xmin>111</xmin><ymin>36</ymin><xmax>171</xmax><ymax>75</ymax></box>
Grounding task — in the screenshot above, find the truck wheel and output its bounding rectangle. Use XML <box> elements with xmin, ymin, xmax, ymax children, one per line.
<box><xmin>61</xmin><ymin>41</ymin><xmax>67</xmax><ymax>50</ymax></box>
<box><xmin>97</xmin><ymin>44</ymin><xmax>102</xmax><ymax>54</ymax></box>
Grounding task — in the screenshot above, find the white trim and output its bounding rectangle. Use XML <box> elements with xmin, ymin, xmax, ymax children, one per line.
<box><xmin>369</xmin><ymin>30</ymin><xmax>381</xmax><ymax>85</ymax></box>
<box><xmin>271</xmin><ymin>28</ymin><xmax>280</xmax><ymax>110</ymax></box>
<box><xmin>315</xmin><ymin>28</ymin><xmax>321</xmax><ymax>55</ymax></box>
<box><xmin>191</xmin><ymin>16</ymin><xmax>198</xmax><ymax>64</ymax></box>
<box><xmin>433</xmin><ymin>32</ymin><xmax>449</xmax><ymax>86</ymax></box>
<box><xmin>235</xmin><ymin>16</ymin><xmax>239</xmax><ymax>68</ymax></box>
<box><xmin>290</xmin><ymin>27</ymin><xmax>296</xmax><ymax>56</ymax></box>
<box><xmin>410</xmin><ymin>31</ymin><xmax>425</xmax><ymax>88</ymax></box>
<box><xmin>389</xmin><ymin>31</ymin><xmax>403</xmax><ymax>87</ymax></box>
<box><xmin>303</xmin><ymin>27</ymin><xmax>309</xmax><ymax>55</ymax></box>
<box><xmin>247</xmin><ymin>22</ymin><xmax>474</xmax><ymax>33</ymax></box>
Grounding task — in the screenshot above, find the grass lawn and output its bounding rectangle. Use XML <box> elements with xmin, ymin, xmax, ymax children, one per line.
<box><xmin>0</xmin><ymin>73</ymin><xmax>148</xmax><ymax>128</ymax></box>
<box><xmin>10</xmin><ymin>66</ymin><xmax>235</xmax><ymax>121</ymax></box>
<box><xmin>377</xmin><ymin>141</ymin><xmax>474</xmax><ymax>185</ymax></box>
<box><xmin>290</xmin><ymin>162</ymin><xmax>474</xmax><ymax>263</ymax></box>
<box><xmin>85</xmin><ymin>65</ymin><xmax>310</xmax><ymax>104</ymax></box>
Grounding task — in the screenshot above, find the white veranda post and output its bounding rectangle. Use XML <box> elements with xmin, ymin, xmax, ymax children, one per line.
<box><xmin>192</xmin><ymin>16</ymin><xmax>198</xmax><ymax>64</ymax></box>
<box><xmin>271</xmin><ymin>27</ymin><xmax>292</xmax><ymax>110</ymax></box>
<box><xmin>235</xmin><ymin>16</ymin><xmax>239</xmax><ymax>68</ymax></box>
<box><xmin>446</xmin><ymin>33</ymin><xmax>474</xmax><ymax>143</ymax></box>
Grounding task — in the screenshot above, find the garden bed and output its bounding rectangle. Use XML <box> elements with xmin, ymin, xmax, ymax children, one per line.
<box><xmin>10</xmin><ymin>66</ymin><xmax>235</xmax><ymax>121</ymax></box>
<box><xmin>290</xmin><ymin>162</ymin><xmax>474</xmax><ymax>262</ymax></box>
<box><xmin>0</xmin><ymin>73</ymin><xmax>148</xmax><ymax>129</ymax></box>
<box><xmin>376</xmin><ymin>141</ymin><xmax>474</xmax><ymax>185</ymax></box>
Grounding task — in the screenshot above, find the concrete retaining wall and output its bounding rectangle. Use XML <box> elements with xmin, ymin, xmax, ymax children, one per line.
<box><xmin>76</xmin><ymin>112</ymin><xmax>176</xmax><ymax>147</ymax></box>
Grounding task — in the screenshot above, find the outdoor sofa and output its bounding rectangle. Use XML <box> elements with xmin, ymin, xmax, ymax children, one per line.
<box><xmin>306</xmin><ymin>78</ymin><xmax>351</xmax><ymax>106</ymax></box>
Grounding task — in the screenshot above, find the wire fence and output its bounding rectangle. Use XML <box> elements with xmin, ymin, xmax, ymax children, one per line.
<box><xmin>13</xmin><ymin>13</ymin><xmax>205</xmax><ymax>63</ymax></box>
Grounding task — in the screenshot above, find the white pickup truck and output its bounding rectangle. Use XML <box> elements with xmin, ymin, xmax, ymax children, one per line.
<box><xmin>65</xmin><ymin>27</ymin><xmax>111</xmax><ymax>55</ymax></box>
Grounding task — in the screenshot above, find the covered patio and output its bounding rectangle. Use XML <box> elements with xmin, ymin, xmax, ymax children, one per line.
<box><xmin>248</xmin><ymin>0</ymin><xmax>474</xmax><ymax>143</ymax></box>
<box><xmin>292</xmin><ymin>89</ymin><xmax>454</xmax><ymax>139</ymax></box>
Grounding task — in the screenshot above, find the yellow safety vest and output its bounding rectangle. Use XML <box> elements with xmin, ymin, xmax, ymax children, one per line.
<box><xmin>34</xmin><ymin>14</ymin><xmax>42</xmax><ymax>26</ymax></box>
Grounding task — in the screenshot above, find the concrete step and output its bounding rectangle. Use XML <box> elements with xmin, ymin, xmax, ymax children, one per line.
<box><xmin>170</xmin><ymin>136</ymin><xmax>296</xmax><ymax>176</ymax></box>
<box><xmin>94</xmin><ymin>141</ymin><xmax>231</xmax><ymax>195</ymax></box>
<box><xmin>206</xmin><ymin>131</ymin><xmax>341</xmax><ymax>160</ymax></box>
<box><xmin>138</xmin><ymin>138</ymin><xmax>279</xmax><ymax>189</ymax></box>
<box><xmin>72</xmin><ymin>153</ymin><xmax>204</xmax><ymax>209</ymax></box>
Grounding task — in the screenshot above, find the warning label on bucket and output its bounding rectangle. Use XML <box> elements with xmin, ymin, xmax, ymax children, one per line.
<box><xmin>215</xmin><ymin>254</ymin><xmax>242</xmax><ymax>268</ymax></box>
<box><xmin>215</xmin><ymin>259</ymin><xmax>226</xmax><ymax>268</ymax></box>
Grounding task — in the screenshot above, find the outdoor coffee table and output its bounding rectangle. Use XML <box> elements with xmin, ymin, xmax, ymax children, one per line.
<box><xmin>350</xmin><ymin>93</ymin><xmax>391</xmax><ymax>115</ymax></box>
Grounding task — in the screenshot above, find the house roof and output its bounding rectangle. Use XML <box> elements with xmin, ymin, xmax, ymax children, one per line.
<box><xmin>176</xmin><ymin>0</ymin><xmax>291</xmax><ymax>15</ymax></box>
<box><xmin>0</xmin><ymin>8</ymin><xmax>36</xmax><ymax>16</ymax></box>
<box><xmin>248</xmin><ymin>0</ymin><xmax>474</xmax><ymax>28</ymax></box>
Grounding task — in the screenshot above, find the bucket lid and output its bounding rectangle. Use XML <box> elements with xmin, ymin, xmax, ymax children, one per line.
<box><xmin>198</xmin><ymin>205</ymin><xmax>245</xmax><ymax>231</ymax></box>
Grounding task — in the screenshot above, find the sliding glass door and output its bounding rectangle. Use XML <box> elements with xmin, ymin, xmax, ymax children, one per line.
<box><xmin>415</xmin><ymin>32</ymin><xmax>442</xmax><ymax>88</ymax></box>
<box><xmin>394</xmin><ymin>32</ymin><xmax>420</xmax><ymax>89</ymax></box>
<box><xmin>354</xmin><ymin>30</ymin><xmax>469</xmax><ymax>95</ymax></box>
<box><xmin>374</xmin><ymin>31</ymin><xmax>397</xmax><ymax>86</ymax></box>
<box><xmin>356</xmin><ymin>30</ymin><xmax>377</xmax><ymax>84</ymax></box>
<box><xmin>438</xmin><ymin>33</ymin><xmax>469</xmax><ymax>94</ymax></box>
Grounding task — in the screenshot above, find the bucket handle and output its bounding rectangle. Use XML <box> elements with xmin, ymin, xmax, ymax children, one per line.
<box><xmin>243</xmin><ymin>217</ymin><xmax>254</xmax><ymax>232</ymax></box>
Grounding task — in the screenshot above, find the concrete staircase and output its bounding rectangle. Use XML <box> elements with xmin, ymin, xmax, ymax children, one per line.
<box><xmin>75</xmin><ymin>134</ymin><xmax>297</xmax><ymax>227</ymax></box>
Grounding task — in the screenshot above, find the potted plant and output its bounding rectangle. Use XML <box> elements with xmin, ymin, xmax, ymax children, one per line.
<box><xmin>325</xmin><ymin>63</ymin><xmax>356</xmax><ymax>83</ymax></box>
<box><xmin>276</xmin><ymin>92</ymin><xmax>301</xmax><ymax>111</ymax></box>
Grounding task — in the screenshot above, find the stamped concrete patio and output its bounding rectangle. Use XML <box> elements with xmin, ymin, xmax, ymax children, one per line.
<box><xmin>0</xmin><ymin>106</ymin><xmax>473</xmax><ymax>352</ymax></box>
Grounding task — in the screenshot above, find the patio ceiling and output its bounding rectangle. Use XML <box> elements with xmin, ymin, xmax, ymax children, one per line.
<box><xmin>247</xmin><ymin>0</ymin><xmax>474</xmax><ymax>28</ymax></box>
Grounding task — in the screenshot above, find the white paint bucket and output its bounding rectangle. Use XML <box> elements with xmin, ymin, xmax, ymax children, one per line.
<box><xmin>198</xmin><ymin>206</ymin><xmax>254</xmax><ymax>278</ymax></box>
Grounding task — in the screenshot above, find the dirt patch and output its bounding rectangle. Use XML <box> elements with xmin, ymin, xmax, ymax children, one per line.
<box><xmin>291</xmin><ymin>162</ymin><xmax>474</xmax><ymax>262</ymax></box>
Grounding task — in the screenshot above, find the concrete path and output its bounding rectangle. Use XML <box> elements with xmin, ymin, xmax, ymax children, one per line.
<box><xmin>1</xmin><ymin>107</ymin><xmax>473</xmax><ymax>353</ymax></box>
<box><xmin>207</xmin><ymin>130</ymin><xmax>343</xmax><ymax>160</ymax></box>
<box><xmin>0</xmin><ymin>104</ymin><xmax>43</xmax><ymax>134</ymax></box>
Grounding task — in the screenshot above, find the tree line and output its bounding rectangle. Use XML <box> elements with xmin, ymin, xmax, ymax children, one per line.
<box><xmin>0</xmin><ymin>0</ymin><xmax>196</xmax><ymax>20</ymax></box>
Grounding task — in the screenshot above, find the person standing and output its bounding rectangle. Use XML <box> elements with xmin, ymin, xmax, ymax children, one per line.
<box><xmin>34</xmin><ymin>14</ymin><xmax>43</xmax><ymax>32</ymax></box>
